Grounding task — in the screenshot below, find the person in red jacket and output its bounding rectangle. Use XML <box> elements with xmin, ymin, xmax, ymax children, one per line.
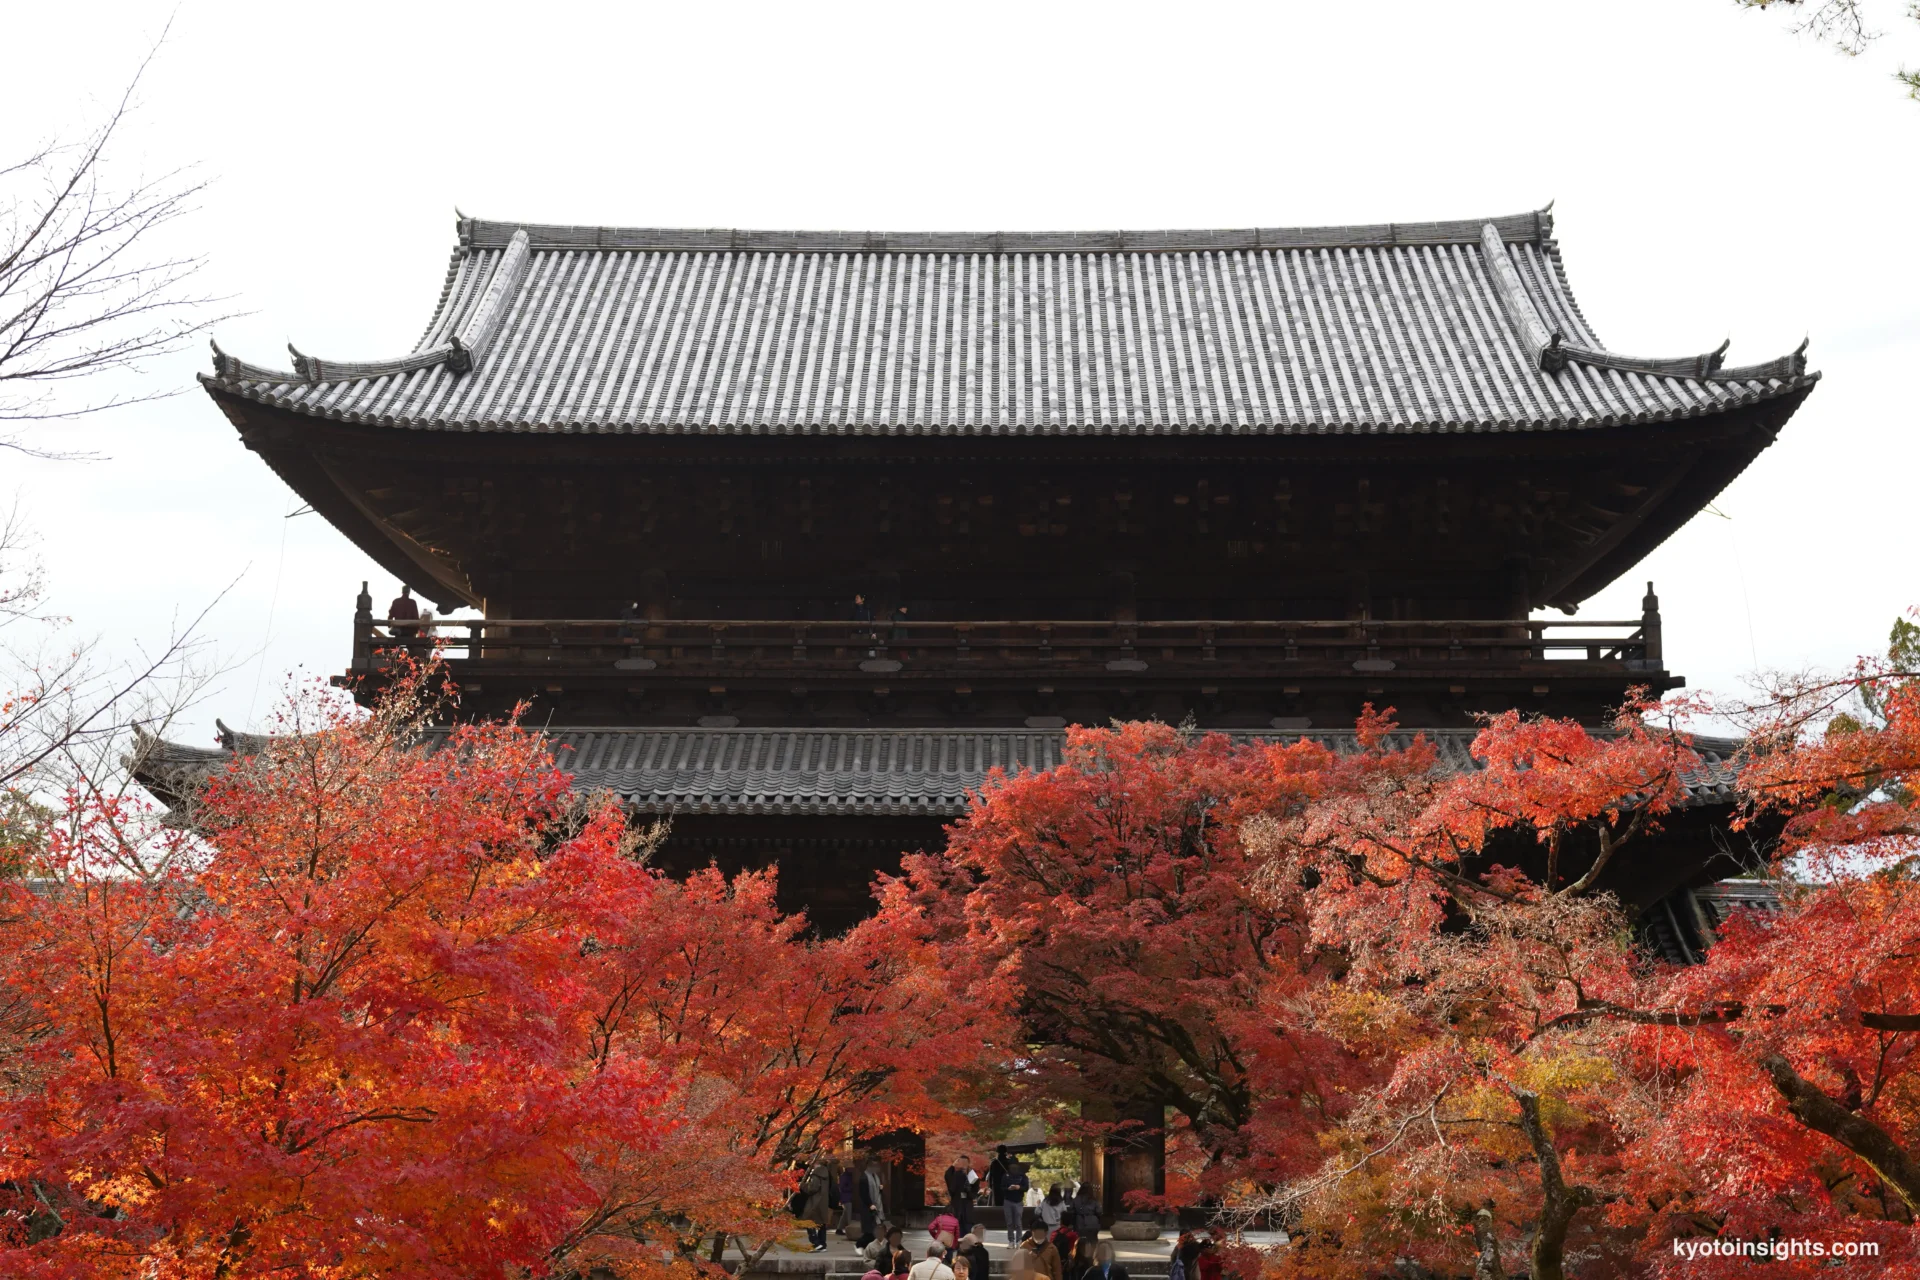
<box><xmin>1193</xmin><ymin>1235</ymin><xmax>1222</xmax><ymax>1280</ymax></box>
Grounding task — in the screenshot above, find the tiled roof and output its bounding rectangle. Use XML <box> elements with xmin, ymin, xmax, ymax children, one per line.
<box><xmin>133</xmin><ymin>724</ymin><xmax>1743</xmax><ymax>821</ymax></box>
<box><xmin>1644</xmin><ymin>879</ymin><xmax>1783</xmax><ymax>964</ymax></box>
<box><xmin>201</xmin><ymin>210</ymin><xmax>1815</xmax><ymax>436</ymax></box>
<box><xmin>549</xmin><ymin>726</ymin><xmax>1741</xmax><ymax>816</ymax></box>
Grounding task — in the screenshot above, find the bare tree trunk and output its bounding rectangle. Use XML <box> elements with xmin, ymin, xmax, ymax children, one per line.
<box><xmin>1760</xmin><ymin>1052</ymin><xmax>1920</xmax><ymax>1213</ymax></box>
<box><xmin>1514</xmin><ymin>1091</ymin><xmax>1593</xmax><ymax>1280</ymax></box>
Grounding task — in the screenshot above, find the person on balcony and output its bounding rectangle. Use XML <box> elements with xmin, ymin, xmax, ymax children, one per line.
<box><xmin>852</xmin><ymin>592</ymin><xmax>876</xmax><ymax>655</ymax></box>
<box><xmin>387</xmin><ymin>585</ymin><xmax>420</xmax><ymax>637</ymax></box>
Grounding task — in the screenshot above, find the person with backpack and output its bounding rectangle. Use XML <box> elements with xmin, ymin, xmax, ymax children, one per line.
<box><xmin>1019</xmin><ymin>1223</ymin><xmax>1064</xmax><ymax>1280</ymax></box>
<box><xmin>1070</xmin><ymin>1182</ymin><xmax>1102</xmax><ymax>1242</ymax></box>
<box><xmin>1167</xmin><ymin>1233</ymin><xmax>1193</xmax><ymax>1280</ymax></box>
<box><xmin>798</xmin><ymin>1158</ymin><xmax>831</xmax><ymax>1252</ymax></box>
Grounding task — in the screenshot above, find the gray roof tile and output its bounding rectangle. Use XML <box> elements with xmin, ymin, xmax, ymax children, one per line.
<box><xmin>202</xmin><ymin>210</ymin><xmax>1814</xmax><ymax>436</ymax></box>
<box><xmin>543</xmin><ymin>726</ymin><xmax>1742</xmax><ymax>817</ymax></box>
<box><xmin>129</xmin><ymin>725</ymin><xmax>1746</xmax><ymax>821</ymax></box>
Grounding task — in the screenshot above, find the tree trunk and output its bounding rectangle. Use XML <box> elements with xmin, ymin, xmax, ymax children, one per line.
<box><xmin>1514</xmin><ymin>1091</ymin><xmax>1593</xmax><ymax>1280</ymax></box>
<box><xmin>1759</xmin><ymin>1052</ymin><xmax>1920</xmax><ymax>1214</ymax></box>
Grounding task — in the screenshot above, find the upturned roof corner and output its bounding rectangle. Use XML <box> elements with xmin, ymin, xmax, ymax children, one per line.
<box><xmin>1478</xmin><ymin>221</ymin><xmax>1810</xmax><ymax>384</ymax></box>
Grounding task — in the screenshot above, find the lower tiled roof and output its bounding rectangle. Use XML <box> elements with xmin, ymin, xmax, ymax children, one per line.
<box><xmin>1644</xmin><ymin>879</ymin><xmax>1783</xmax><ymax>964</ymax></box>
<box><xmin>546</xmin><ymin>726</ymin><xmax>1739</xmax><ymax>816</ymax></box>
<box><xmin>133</xmin><ymin>724</ymin><xmax>1741</xmax><ymax>820</ymax></box>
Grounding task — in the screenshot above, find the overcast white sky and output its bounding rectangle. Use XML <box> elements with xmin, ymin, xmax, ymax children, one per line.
<box><xmin>4</xmin><ymin>0</ymin><xmax>1917</xmax><ymax>745</ymax></box>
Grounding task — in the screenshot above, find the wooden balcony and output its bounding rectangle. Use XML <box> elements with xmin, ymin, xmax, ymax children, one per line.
<box><xmin>351</xmin><ymin>614</ymin><xmax>1665</xmax><ymax>681</ymax></box>
<box><xmin>339</xmin><ymin>584</ymin><xmax>1675</xmax><ymax>727</ymax></box>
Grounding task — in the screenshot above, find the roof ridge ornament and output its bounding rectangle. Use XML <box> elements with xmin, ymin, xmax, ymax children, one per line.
<box><xmin>1715</xmin><ymin>337</ymin><xmax>1810</xmax><ymax>384</ymax></box>
<box><xmin>1479</xmin><ymin>223</ymin><xmax>1807</xmax><ymax>385</ymax></box>
<box><xmin>1480</xmin><ymin>222</ymin><xmax>1563</xmax><ymax>371</ymax></box>
<box><xmin>448</xmin><ymin>228</ymin><xmax>531</xmax><ymax>373</ymax></box>
<box><xmin>456</xmin><ymin>210</ymin><xmax>1556</xmax><ymax>255</ymax></box>
<box><xmin>285</xmin><ymin>342</ymin><xmax>456</xmax><ymax>386</ymax></box>
<box><xmin>208</xmin><ymin>338</ymin><xmax>298</xmax><ymax>384</ymax></box>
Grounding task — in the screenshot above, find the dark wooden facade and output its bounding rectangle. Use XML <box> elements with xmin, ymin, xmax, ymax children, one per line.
<box><xmin>217</xmin><ymin>392</ymin><xmax>1807</xmax><ymax>731</ymax></box>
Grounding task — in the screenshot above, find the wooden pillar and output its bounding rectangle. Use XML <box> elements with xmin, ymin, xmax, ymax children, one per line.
<box><xmin>352</xmin><ymin>581</ymin><xmax>373</xmax><ymax>669</ymax></box>
<box><xmin>859</xmin><ymin>1127</ymin><xmax>927</xmax><ymax>1218</ymax></box>
<box><xmin>1101</xmin><ymin>1100</ymin><xmax>1165</xmax><ymax>1219</ymax></box>
<box><xmin>1641</xmin><ymin>581</ymin><xmax>1663</xmax><ymax>664</ymax></box>
<box><xmin>1078</xmin><ymin>1098</ymin><xmax>1110</xmax><ymax>1203</ymax></box>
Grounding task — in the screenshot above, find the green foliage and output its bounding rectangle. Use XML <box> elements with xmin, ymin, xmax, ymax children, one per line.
<box><xmin>1024</xmin><ymin>1144</ymin><xmax>1086</xmax><ymax>1196</ymax></box>
<box><xmin>1860</xmin><ymin>615</ymin><xmax>1920</xmax><ymax>725</ymax></box>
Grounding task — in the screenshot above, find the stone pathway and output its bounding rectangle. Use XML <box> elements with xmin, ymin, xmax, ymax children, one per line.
<box><xmin>726</xmin><ymin>1226</ymin><xmax>1289</xmax><ymax>1275</ymax></box>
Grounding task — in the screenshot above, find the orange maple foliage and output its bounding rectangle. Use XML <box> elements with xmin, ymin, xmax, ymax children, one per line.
<box><xmin>0</xmin><ymin>669</ymin><xmax>976</xmax><ymax>1278</ymax></box>
<box><xmin>1619</xmin><ymin>644</ymin><xmax>1920</xmax><ymax>1277</ymax></box>
<box><xmin>883</xmin><ymin>719</ymin><xmax>1372</xmax><ymax>1202</ymax></box>
<box><xmin>1231</xmin><ymin>705</ymin><xmax>1702</xmax><ymax>1279</ymax></box>
<box><xmin>1248</xmin><ymin>680</ymin><xmax>1920</xmax><ymax>1278</ymax></box>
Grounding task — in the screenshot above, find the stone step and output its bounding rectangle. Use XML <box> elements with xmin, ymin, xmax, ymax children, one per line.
<box><xmin>828</xmin><ymin>1268</ymin><xmax>1173</xmax><ymax>1278</ymax></box>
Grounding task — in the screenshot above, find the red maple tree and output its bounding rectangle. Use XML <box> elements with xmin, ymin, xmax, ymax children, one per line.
<box><xmin>1235</xmin><ymin>704</ymin><xmax>1702</xmax><ymax>1279</ymax></box>
<box><xmin>0</xmin><ymin>668</ymin><xmax>976</xmax><ymax>1278</ymax></box>
<box><xmin>1619</xmin><ymin>631</ymin><xmax>1920</xmax><ymax>1276</ymax></box>
<box><xmin>883</xmin><ymin>719</ymin><xmax>1373</xmax><ymax>1204</ymax></box>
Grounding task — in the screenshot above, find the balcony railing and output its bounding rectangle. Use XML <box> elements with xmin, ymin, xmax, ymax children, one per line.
<box><xmin>350</xmin><ymin>612</ymin><xmax>1663</xmax><ymax>680</ymax></box>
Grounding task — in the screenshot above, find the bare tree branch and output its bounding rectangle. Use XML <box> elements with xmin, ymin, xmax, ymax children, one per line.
<box><xmin>1738</xmin><ymin>0</ymin><xmax>1877</xmax><ymax>54</ymax></box>
<box><xmin>0</xmin><ymin>23</ymin><xmax>227</xmax><ymax>455</ymax></box>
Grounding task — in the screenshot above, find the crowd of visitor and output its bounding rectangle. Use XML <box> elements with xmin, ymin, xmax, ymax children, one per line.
<box><xmin>816</xmin><ymin>1142</ymin><xmax>1222</xmax><ymax>1280</ymax></box>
